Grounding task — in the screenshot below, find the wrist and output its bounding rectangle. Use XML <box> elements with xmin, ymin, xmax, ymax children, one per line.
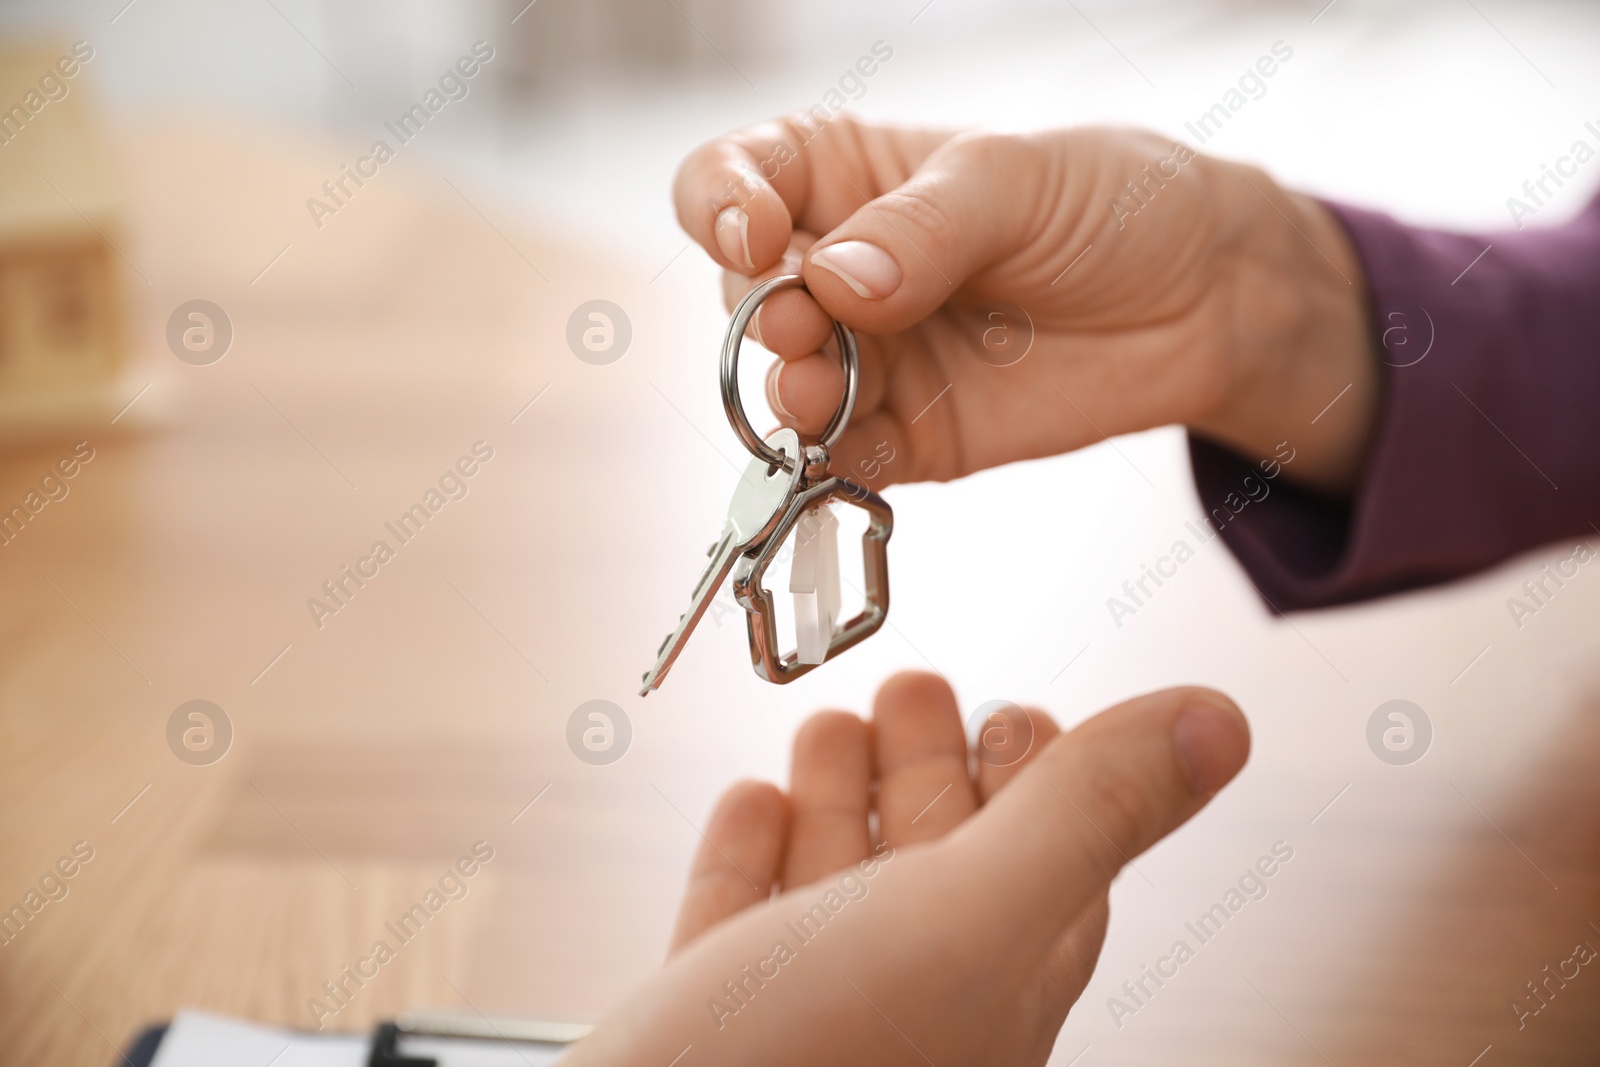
<box><xmin>1197</xmin><ymin>163</ymin><xmax>1380</xmax><ymax>497</ymax></box>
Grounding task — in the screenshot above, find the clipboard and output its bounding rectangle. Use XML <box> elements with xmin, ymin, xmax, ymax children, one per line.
<box><xmin>123</xmin><ymin>1008</ymin><xmax>591</xmax><ymax>1067</ymax></box>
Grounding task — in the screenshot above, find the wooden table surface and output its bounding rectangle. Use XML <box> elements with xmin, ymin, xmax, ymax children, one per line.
<box><xmin>2</xmin><ymin>119</ymin><xmax>1598</xmax><ymax>1066</ymax></box>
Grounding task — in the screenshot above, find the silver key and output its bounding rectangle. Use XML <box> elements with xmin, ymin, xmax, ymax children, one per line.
<box><xmin>640</xmin><ymin>428</ymin><xmax>804</xmax><ymax>695</ymax></box>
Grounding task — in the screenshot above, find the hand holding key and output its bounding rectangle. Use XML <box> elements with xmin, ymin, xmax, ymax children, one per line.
<box><xmin>673</xmin><ymin>115</ymin><xmax>1382</xmax><ymax>498</ymax></box>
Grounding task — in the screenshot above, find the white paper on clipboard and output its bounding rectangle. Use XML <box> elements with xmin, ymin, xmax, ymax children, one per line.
<box><xmin>149</xmin><ymin>1010</ymin><xmax>570</xmax><ymax>1067</ymax></box>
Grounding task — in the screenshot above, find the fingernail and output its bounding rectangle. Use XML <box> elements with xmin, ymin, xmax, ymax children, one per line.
<box><xmin>811</xmin><ymin>240</ymin><xmax>901</xmax><ymax>299</ymax></box>
<box><xmin>751</xmin><ymin>305</ymin><xmax>767</xmax><ymax>348</ymax></box>
<box><xmin>1173</xmin><ymin>696</ymin><xmax>1249</xmax><ymax>796</ymax></box>
<box><xmin>715</xmin><ymin>206</ymin><xmax>754</xmax><ymax>270</ymax></box>
<box><xmin>766</xmin><ymin>361</ymin><xmax>795</xmax><ymax>421</ymax></box>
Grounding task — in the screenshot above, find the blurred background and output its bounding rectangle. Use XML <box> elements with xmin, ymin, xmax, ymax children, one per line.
<box><xmin>0</xmin><ymin>0</ymin><xmax>1598</xmax><ymax>1064</ymax></box>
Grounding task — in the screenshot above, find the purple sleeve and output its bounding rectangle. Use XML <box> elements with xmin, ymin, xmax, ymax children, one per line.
<box><xmin>1188</xmin><ymin>195</ymin><xmax>1600</xmax><ymax>611</ymax></box>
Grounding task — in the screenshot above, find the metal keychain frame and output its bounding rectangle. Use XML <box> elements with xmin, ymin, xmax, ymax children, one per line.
<box><xmin>719</xmin><ymin>274</ymin><xmax>891</xmax><ymax>684</ymax></box>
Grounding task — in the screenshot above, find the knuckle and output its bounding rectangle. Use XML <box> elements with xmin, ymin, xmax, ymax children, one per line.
<box><xmin>1073</xmin><ymin>761</ymin><xmax>1158</xmax><ymax>862</ymax></box>
<box><xmin>877</xmin><ymin>185</ymin><xmax>958</xmax><ymax>245</ymax></box>
<box><xmin>895</xmin><ymin>131</ymin><xmax>1043</xmax><ymax>252</ymax></box>
<box><xmin>951</xmin><ymin>129</ymin><xmax>1041</xmax><ymax>177</ymax></box>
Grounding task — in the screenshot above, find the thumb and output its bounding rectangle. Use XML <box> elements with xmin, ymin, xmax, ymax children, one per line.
<box><xmin>941</xmin><ymin>687</ymin><xmax>1249</xmax><ymax>956</ymax></box>
<box><xmin>802</xmin><ymin>131</ymin><xmax>1046</xmax><ymax>334</ymax></box>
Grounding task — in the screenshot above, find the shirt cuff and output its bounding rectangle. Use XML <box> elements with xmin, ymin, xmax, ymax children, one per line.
<box><xmin>1188</xmin><ymin>196</ymin><xmax>1600</xmax><ymax>612</ymax></box>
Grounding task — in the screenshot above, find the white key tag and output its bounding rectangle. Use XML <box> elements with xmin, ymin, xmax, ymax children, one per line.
<box><xmin>789</xmin><ymin>503</ymin><xmax>841</xmax><ymax>664</ymax></box>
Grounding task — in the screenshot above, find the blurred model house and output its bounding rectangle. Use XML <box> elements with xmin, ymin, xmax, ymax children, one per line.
<box><xmin>0</xmin><ymin>43</ymin><xmax>126</xmax><ymax>438</ymax></box>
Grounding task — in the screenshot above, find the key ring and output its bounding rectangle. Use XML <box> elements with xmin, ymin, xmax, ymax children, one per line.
<box><xmin>721</xmin><ymin>274</ymin><xmax>859</xmax><ymax>470</ymax></box>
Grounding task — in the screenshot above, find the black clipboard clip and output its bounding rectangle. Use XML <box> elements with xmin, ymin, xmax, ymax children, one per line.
<box><xmin>369</xmin><ymin>1023</ymin><xmax>433</xmax><ymax>1067</ymax></box>
<box><xmin>368</xmin><ymin>1011</ymin><xmax>592</xmax><ymax>1067</ymax></box>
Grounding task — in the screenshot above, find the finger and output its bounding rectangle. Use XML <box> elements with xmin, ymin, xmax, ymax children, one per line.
<box><xmin>943</xmin><ymin>687</ymin><xmax>1249</xmax><ymax>952</ymax></box>
<box><xmin>673</xmin><ymin>122</ymin><xmax>796</xmax><ymax>274</ymax></box>
<box><xmin>873</xmin><ymin>671</ymin><xmax>979</xmax><ymax>845</ymax></box>
<box><xmin>766</xmin><ymin>355</ymin><xmax>845</xmax><ymax>439</ymax></box>
<box><xmin>667</xmin><ymin>780</ymin><xmax>788</xmax><ymax>956</ymax></box>
<box><xmin>765</xmin><ymin>313</ymin><xmax>894</xmax><ymax>444</ymax></box>
<box><xmin>753</xmin><ymin>293</ymin><xmax>835</xmax><ymax>361</ymax></box>
<box><xmin>721</xmin><ymin>234</ymin><xmax>834</xmax><ymax>360</ymax></box>
<box><xmin>802</xmin><ymin>131</ymin><xmax>1047</xmax><ymax>335</ymax></box>
<box><xmin>675</xmin><ymin>114</ymin><xmax>955</xmax><ymax>277</ymax></box>
<box><xmin>827</xmin><ymin>411</ymin><xmax>912</xmax><ymax>489</ymax></box>
<box><xmin>783</xmin><ymin>710</ymin><xmax>874</xmax><ymax>888</ymax></box>
<box><xmin>975</xmin><ymin>706</ymin><xmax>1060</xmax><ymax>804</ymax></box>
<box><xmin>721</xmin><ymin>246</ymin><xmax>804</xmax><ymax>314</ymax></box>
